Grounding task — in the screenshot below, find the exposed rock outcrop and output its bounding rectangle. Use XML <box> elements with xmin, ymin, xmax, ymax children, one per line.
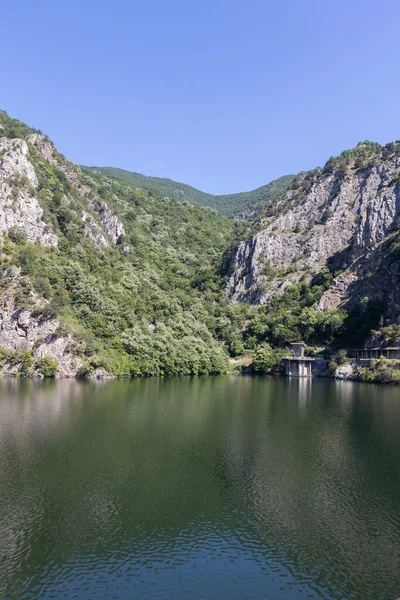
<box><xmin>91</xmin><ymin>198</ymin><xmax>125</xmax><ymax>243</ymax></box>
<box><xmin>0</xmin><ymin>129</ymin><xmax>126</xmax><ymax>378</ymax></box>
<box><xmin>0</xmin><ymin>138</ymin><xmax>38</xmax><ymax>187</ymax></box>
<box><xmin>333</xmin><ymin>362</ymin><xmax>356</xmax><ymax>380</ymax></box>
<box><xmin>81</xmin><ymin>211</ymin><xmax>109</xmax><ymax>247</ymax></box>
<box><xmin>0</xmin><ymin>137</ymin><xmax>58</xmax><ymax>246</ymax></box>
<box><xmin>227</xmin><ymin>145</ymin><xmax>400</xmax><ymax>313</ymax></box>
<box><xmin>33</xmin><ymin>335</ymin><xmax>84</xmax><ymax>378</ymax></box>
<box><xmin>0</xmin><ymin>286</ymin><xmax>84</xmax><ymax>377</ymax></box>
<box><xmin>317</xmin><ymin>229</ymin><xmax>400</xmax><ymax>321</ymax></box>
<box><xmin>28</xmin><ymin>133</ymin><xmax>125</xmax><ymax>245</ymax></box>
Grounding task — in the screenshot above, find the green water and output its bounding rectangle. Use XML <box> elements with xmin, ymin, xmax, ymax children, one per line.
<box><xmin>0</xmin><ymin>376</ymin><xmax>400</xmax><ymax>600</ymax></box>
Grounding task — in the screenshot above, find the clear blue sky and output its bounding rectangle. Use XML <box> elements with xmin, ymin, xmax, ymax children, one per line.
<box><xmin>1</xmin><ymin>0</ymin><xmax>400</xmax><ymax>194</ymax></box>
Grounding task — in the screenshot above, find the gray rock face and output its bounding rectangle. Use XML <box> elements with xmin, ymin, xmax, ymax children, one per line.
<box><xmin>0</xmin><ymin>299</ymin><xmax>57</xmax><ymax>350</ymax></box>
<box><xmin>93</xmin><ymin>200</ymin><xmax>125</xmax><ymax>243</ymax></box>
<box><xmin>82</xmin><ymin>211</ymin><xmax>109</xmax><ymax>247</ymax></box>
<box><xmin>0</xmin><ymin>138</ymin><xmax>38</xmax><ymax>187</ymax></box>
<box><xmin>28</xmin><ymin>133</ymin><xmax>125</xmax><ymax>245</ymax></box>
<box><xmin>0</xmin><ymin>131</ymin><xmax>128</xmax><ymax>378</ymax></box>
<box><xmin>33</xmin><ymin>335</ymin><xmax>84</xmax><ymax>378</ymax></box>
<box><xmin>0</xmin><ymin>138</ymin><xmax>58</xmax><ymax>246</ymax></box>
<box><xmin>0</xmin><ymin>287</ymin><xmax>83</xmax><ymax>377</ymax></box>
<box><xmin>317</xmin><ymin>272</ymin><xmax>358</xmax><ymax>311</ymax></box>
<box><xmin>0</xmin><ymin>131</ymin><xmax>126</xmax><ymax>377</ymax></box>
<box><xmin>0</xmin><ymin>183</ymin><xmax>58</xmax><ymax>246</ymax></box>
<box><xmin>227</xmin><ymin>147</ymin><xmax>400</xmax><ymax>307</ymax></box>
<box><xmin>334</xmin><ymin>363</ymin><xmax>356</xmax><ymax>380</ymax></box>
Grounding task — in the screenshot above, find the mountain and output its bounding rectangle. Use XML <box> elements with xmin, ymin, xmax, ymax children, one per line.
<box><xmin>1</xmin><ymin>109</ymin><xmax>400</xmax><ymax>382</ymax></box>
<box><xmin>84</xmin><ymin>166</ymin><xmax>294</xmax><ymax>219</ymax></box>
<box><xmin>0</xmin><ymin>110</ymin><xmax>247</xmax><ymax>378</ymax></box>
<box><xmin>226</xmin><ymin>140</ymin><xmax>400</xmax><ymax>350</ymax></box>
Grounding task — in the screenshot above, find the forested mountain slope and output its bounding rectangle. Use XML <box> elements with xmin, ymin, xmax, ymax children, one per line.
<box><xmin>1</xmin><ymin>109</ymin><xmax>400</xmax><ymax>379</ymax></box>
<box><xmin>85</xmin><ymin>166</ymin><xmax>294</xmax><ymax>219</ymax></box>
<box><xmin>0</xmin><ymin>110</ymin><xmax>249</xmax><ymax>377</ymax></box>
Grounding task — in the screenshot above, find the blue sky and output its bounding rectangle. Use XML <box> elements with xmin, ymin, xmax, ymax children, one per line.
<box><xmin>1</xmin><ymin>0</ymin><xmax>400</xmax><ymax>194</ymax></box>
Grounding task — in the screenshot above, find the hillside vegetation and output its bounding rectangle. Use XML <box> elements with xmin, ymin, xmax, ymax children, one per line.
<box><xmin>1</xmin><ymin>110</ymin><xmax>400</xmax><ymax>379</ymax></box>
<box><xmin>0</xmin><ymin>110</ymin><xmax>250</xmax><ymax>377</ymax></box>
<box><xmin>85</xmin><ymin>166</ymin><xmax>294</xmax><ymax>219</ymax></box>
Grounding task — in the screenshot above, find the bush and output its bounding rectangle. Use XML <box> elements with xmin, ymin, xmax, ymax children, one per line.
<box><xmin>35</xmin><ymin>356</ymin><xmax>59</xmax><ymax>377</ymax></box>
<box><xmin>329</xmin><ymin>348</ymin><xmax>349</xmax><ymax>373</ymax></box>
<box><xmin>8</xmin><ymin>227</ymin><xmax>27</xmax><ymax>245</ymax></box>
<box><xmin>336</xmin><ymin>348</ymin><xmax>348</xmax><ymax>365</ymax></box>
<box><xmin>253</xmin><ymin>343</ymin><xmax>288</xmax><ymax>374</ymax></box>
<box><xmin>355</xmin><ymin>356</ymin><xmax>400</xmax><ymax>385</ymax></box>
<box><xmin>0</xmin><ymin>347</ymin><xmax>33</xmax><ymax>374</ymax></box>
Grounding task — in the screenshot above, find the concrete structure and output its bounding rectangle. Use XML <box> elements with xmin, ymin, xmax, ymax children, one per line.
<box><xmin>284</xmin><ymin>343</ymin><xmax>315</xmax><ymax>377</ymax></box>
<box><xmin>352</xmin><ymin>347</ymin><xmax>400</xmax><ymax>360</ymax></box>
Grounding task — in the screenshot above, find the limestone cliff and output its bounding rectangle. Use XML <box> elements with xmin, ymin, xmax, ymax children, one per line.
<box><xmin>226</xmin><ymin>142</ymin><xmax>400</xmax><ymax>321</ymax></box>
<box><xmin>0</xmin><ymin>118</ymin><xmax>126</xmax><ymax>377</ymax></box>
<box><xmin>0</xmin><ymin>138</ymin><xmax>58</xmax><ymax>246</ymax></box>
<box><xmin>0</xmin><ymin>111</ymin><xmax>235</xmax><ymax>379</ymax></box>
<box><xmin>28</xmin><ymin>133</ymin><xmax>125</xmax><ymax>245</ymax></box>
<box><xmin>0</xmin><ymin>270</ymin><xmax>84</xmax><ymax>377</ymax></box>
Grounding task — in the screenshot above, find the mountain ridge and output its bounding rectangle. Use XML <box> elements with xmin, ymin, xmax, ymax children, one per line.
<box><xmin>84</xmin><ymin>165</ymin><xmax>294</xmax><ymax>219</ymax></box>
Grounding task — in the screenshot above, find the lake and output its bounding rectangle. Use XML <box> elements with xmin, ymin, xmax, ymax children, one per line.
<box><xmin>0</xmin><ymin>376</ymin><xmax>400</xmax><ymax>600</ymax></box>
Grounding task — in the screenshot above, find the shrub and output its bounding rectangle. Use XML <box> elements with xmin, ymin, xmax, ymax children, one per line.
<box><xmin>8</xmin><ymin>226</ymin><xmax>27</xmax><ymax>245</ymax></box>
<box><xmin>355</xmin><ymin>356</ymin><xmax>400</xmax><ymax>385</ymax></box>
<box><xmin>35</xmin><ymin>356</ymin><xmax>59</xmax><ymax>377</ymax></box>
<box><xmin>253</xmin><ymin>343</ymin><xmax>288</xmax><ymax>374</ymax></box>
<box><xmin>336</xmin><ymin>348</ymin><xmax>348</xmax><ymax>365</ymax></box>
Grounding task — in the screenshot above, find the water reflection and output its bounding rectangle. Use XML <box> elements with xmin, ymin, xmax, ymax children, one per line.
<box><xmin>290</xmin><ymin>376</ymin><xmax>313</xmax><ymax>412</ymax></box>
<box><xmin>0</xmin><ymin>376</ymin><xmax>399</xmax><ymax>600</ymax></box>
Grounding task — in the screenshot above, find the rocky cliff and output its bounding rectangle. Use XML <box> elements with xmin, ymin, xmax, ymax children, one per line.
<box><xmin>0</xmin><ymin>111</ymin><xmax>237</xmax><ymax>379</ymax></box>
<box><xmin>0</xmin><ymin>138</ymin><xmax>58</xmax><ymax>247</ymax></box>
<box><xmin>226</xmin><ymin>141</ymin><xmax>400</xmax><ymax>321</ymax></box>
<box><xmin>27</xmin><ymin>133</ymin><xmax>125</xmax><ymax>245</ymax></box>
<box><xmin>0</xmin><ymin>274</ymin><xmax>83</xmax><ymax>377</ymax></box>
<box><xmin>0</xmin><ymin>114</ymin><xmax>126</xmax><ymax>377</ymax></box>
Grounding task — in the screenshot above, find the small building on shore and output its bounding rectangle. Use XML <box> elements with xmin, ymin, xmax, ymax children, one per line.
<box><xmin>352</xmin><ymin>347</ymin><xmax>400</xmax><ymax>360</ymax></box>
<box><xmin>284</xmin><ymin>343</ymin><xmax>315</xmax><ymax>377</ymax></box>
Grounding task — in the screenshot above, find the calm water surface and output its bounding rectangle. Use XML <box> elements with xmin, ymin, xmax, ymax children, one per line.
<box><xmin>0</xmin><ymin>376</ymin><xmax>400</xmax><ymax>600</ymax></box>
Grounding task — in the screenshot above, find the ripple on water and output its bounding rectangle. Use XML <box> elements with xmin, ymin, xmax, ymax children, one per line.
<box><xmin>0</xmin><ymin>377</ymin><xmax>400</xmax><ymax>600</ymax></box>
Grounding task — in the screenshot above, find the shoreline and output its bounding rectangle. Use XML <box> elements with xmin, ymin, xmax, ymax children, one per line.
<box><xmin>1</xmin><ymin>366</ymin><xmax>400</xmax><ymax>386</ymax></box>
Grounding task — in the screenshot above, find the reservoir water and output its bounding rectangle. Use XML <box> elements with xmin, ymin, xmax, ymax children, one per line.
<box><xmin>0</xmin><ymin>376</ymin><xmax>399</xmax><ymax>600</ymax></box>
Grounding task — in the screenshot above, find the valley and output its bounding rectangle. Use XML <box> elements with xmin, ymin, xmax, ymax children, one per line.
<box><xmin>1</xmin><ymin>110</ymin><xmax>400</xmax><ymax>382</ymax></box>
